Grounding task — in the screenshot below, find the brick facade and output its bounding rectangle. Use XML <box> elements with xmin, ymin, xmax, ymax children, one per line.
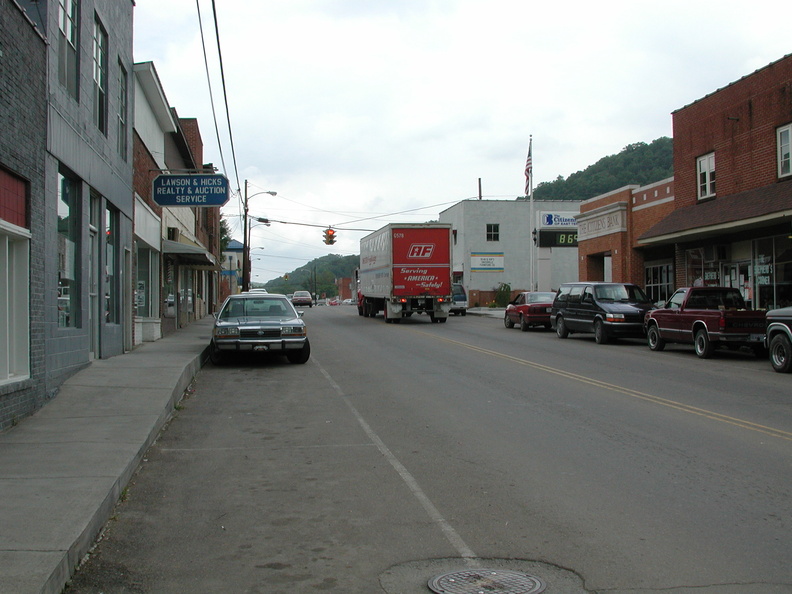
<box><xmin>0</xmin><ymin>0</ymin><xmax>48</xmax><ymax>431</ymax></box>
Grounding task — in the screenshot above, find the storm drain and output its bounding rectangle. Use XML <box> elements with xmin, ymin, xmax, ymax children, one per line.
<box><xmin>427</xmin><ymin>569</ymin><xmax>546</xmax><ymax>594</ymax></box>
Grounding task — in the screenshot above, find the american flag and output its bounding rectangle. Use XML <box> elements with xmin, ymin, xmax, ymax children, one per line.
<box><xmin>524</xmin><ymin>138</ymin><xmax>533</xmax><ymax>197</ymax></box>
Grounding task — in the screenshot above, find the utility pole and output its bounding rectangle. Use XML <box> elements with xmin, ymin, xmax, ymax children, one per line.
<box><xmin>241</xmin><ymin>180</ymin><xmax>277</xmax><ymax>292</ymax></box>
<box><xmin>241</xmin><ymin>181</ymin><xmax>250</xmax><ymax>292</ymax></box>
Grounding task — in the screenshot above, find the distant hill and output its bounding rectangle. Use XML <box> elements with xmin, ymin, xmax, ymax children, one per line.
<box><xmin>531</xmin><ymin>137</ymin><xmax>673</xmax><ymax>201</ymax></box>
<box><xmin>261</xmin><ymin>254</ymin><xmax>358</xmax><ymax>297</ymax></box>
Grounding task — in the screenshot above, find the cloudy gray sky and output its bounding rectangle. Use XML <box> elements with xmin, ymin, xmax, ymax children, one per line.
<box><xmin>134</xmin><ymin>0</ymin><xmax>792</xmax><ymax>282</ymax></box>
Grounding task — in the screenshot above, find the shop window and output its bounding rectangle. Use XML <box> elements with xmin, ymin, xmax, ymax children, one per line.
<box><xmin>686</xmin><ymin>247</ymin><xmax>719</xmax><ymax>286</ymax></box>
<box><xmin>58</xmin><ymin>172</ymin><xmax>80</xmax><ymax>328</ymax></box>
<box><xmin>755</xmin><ymin>235</ymin><xmax>792</xmax><ymax>309</ymax></box>
<box><xmin>0</xmin><ymin>195</ymin><xmax>31</xmax><ymax>384</ymax></box>
<box><xmin>778</xmin><ymin>124</ymin><xmax>791</xmax><ymax>178</ymax></box>
<box><xmin>486</xmin><ymin>223</ymin><xmax>499</xmax><ymax>242</ymax></box>
<box><xmin>135</xmin><ymin>247</ymin><xmax>159</xmax><ymax>318</ymax></box>
<box><xmin>697</xmin><ymin>153</ymin><xmax>716</xmax><ymax>200</ymax></box>
<box><xmin>105</xmin><ymin>205</ymin><xmax>118</xmax><ymax>323</ymax></box>
<box><xmin>644</xmin><ymin>262</ymin><xmax>674</xmax><ymax>305</ymax></box>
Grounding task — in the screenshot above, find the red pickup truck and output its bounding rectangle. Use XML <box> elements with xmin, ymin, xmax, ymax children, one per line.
<box><xmin>644</xmin><ymin>286</ymin><xmax>766</xmax><ymax>359</ymax></box>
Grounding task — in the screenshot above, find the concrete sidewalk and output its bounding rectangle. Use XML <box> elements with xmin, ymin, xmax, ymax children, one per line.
<box><xmin>0</xmin><ymin>318</ymin><xmax>214</xmax><ymax>594</ymax></box>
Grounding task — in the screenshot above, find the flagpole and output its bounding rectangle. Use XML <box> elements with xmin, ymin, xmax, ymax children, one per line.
<box><xmin>526</xmin><ymin>136</ymin><xmax>535</xmax><ymax>291</ymax></box>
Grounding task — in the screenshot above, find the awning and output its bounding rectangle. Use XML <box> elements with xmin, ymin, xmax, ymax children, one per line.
<box><xmin>162</xmin><ymin>239</ymin><xmax>221</xmax><ymax>270</ymax></box>
<box><xmin>637</xmin><ymin>182</ymin><xmax>792</xmax><ymax>246</ymax></box>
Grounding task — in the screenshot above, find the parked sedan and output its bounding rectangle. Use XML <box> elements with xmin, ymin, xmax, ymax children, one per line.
<box><xmin>209</xmin><ymin>293</ymin><xmax>310</xmax><ymax>365</ymax></box>
<box><xmin>291</xmin><ymin>290</ymin><xmax>313</xmax><ymax>308</ymax></box>
<box><xmin>504</xmin><ymin>291</ymin><xmax>556</xmax><ymax>331</ymax></box>
<box><xmin>766</xmin><ymin>306</ymin><xmax>792</xmax><ymax>372</ymax></box>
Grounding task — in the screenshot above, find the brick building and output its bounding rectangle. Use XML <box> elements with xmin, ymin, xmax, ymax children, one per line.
<box><xmin>640</xmin><ymin>53</ymin><xmax>792</xmax><ymax>310</ymax></box>
<box><xmin>578</xmin><ymin>53</ymin><xmax>792</xmax><ymax>309</ymax></box>
<box><xmin>0</xmin><ymin>0</ymin><xmax>47</xmax><ymax>430</ymax></box>
<box><xmin>576</xmin><ymin>178</ymin><xmax>676</xmax><ymax>304</ymax></box>
<box><xmin>133</xmin><ymin>61</ymin><xmax>221</xmax><ymax>340</ymax></box>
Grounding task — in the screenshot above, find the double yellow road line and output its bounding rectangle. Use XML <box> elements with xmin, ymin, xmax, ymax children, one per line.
<box><xmin>420</xmin><ymin>331</ymin><xmax>792</xmax><ymax>443</ymax></box>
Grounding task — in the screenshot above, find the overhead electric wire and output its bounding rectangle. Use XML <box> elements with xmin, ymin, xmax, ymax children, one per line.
<box><xmin>194</xmin><ymin>0</ymin><xmax>228</xmax><ymax>178</ymax></box>
<box><xmin>210</xmin><ymin>0</ymin><xmax>242</xmax><ymax>194</ymax></box>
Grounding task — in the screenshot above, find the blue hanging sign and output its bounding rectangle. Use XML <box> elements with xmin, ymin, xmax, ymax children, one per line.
<box><xmin>152</xmin><ymin>174</ymin><xmax>230</xmax><ymax>207</ymax></box>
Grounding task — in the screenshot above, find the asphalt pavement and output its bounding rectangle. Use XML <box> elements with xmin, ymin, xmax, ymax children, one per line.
<box><xmin>0</xmin><ymin>307</ymin><xmax>501</xmax><ymax>594</ymax></box>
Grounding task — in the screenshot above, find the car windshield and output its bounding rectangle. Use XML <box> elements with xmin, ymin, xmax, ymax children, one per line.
<box><xmin>594</xmin><ymin>285</ymin><xmax>651</xmax><ymax>303</ymax></box>
<box><xmin>220</xmin><ymin>297</ymin><xmax>296</xmax><ymax>319</ymax></box>
<box><xmin>527</xmin><ymin>292</ymin><xmax>555</xmax><ymax>303</ymax></box>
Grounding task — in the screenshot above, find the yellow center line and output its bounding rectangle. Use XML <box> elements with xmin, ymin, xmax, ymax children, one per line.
<box><xmin>415</xmin><ymin>329</ymin><xmax>792</xmax><ymax>442</ymax></box>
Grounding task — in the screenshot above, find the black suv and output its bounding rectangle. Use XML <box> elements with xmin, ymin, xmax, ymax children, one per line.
<box><xmin>765</xmin><ymin>306</ymin><xmax>792</xmax><ymax>373</ymax></box>
<box><xmin>551</xmin><ymin>282</ymin><xmax>654</xmax><ymax>344</ymax></box>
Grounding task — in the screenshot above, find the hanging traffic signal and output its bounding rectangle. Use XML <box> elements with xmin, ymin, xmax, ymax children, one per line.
<box><xmin>323</xmin><ymin>228</ymin><xmax>336</xmax><ymax>245</ymax></box>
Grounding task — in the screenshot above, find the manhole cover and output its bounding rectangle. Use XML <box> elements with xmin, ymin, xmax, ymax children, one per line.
<box><xmin>428</xmin><ymin>569</ymin><xmax>546</xmax><ymax>594</ymax></box>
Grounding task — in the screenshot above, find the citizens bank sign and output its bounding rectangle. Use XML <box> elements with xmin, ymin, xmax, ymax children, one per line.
<box><xmin>576</xmin><ymin>202</ymin><xmax>628</xmax><ymax>241</ymax></box>
<box><xmin>539</xmin><ymin>211</ymin><xmax>578</xmax><ymax>228</ymax></box>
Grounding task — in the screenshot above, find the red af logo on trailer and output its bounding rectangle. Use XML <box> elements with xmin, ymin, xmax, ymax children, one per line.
<box><xmin>408</xmin><ymin>244</ymin><xmax>435</xmax><ymax>258</ymax></box>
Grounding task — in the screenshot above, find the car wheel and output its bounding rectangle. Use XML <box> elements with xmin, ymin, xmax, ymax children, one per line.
<box><xmin>461</xmin><ymin>310</ymin><xmax>467</xmax><ymax>316</ymax></box>
<box><xmin>769</xmin><ymin>333</ymin><xmax>792</xmax><ymax>373</ymax></box>
<box><xmin>694</xmin><ymin>328</ymin><xmax>713</xmax><ymax>359</ymax></box>
<box><xmin>287</xmin><ymin>340</ymin><xmax>311</xmax><ymax>364</ymax></box>
<box><xmin>520</xmin><ymin>315</ymin><xmax>530</xmax><ymax>332</ymax></box>
<box><xmin>594</xmin><ymin>319</ymin><xmax>609</xmax><ymax>344</ymax></box>
<box><xmin>647</xmin><ymin>324</ymin><xmax>665</xmax><ymax>351</ymax></box>
<box><xmin>208</xmin><ymin>341</ymin><xmax>225</xmax><ymax>365</ymax></box>
<box><xmin>504</xmin><ymin>314</ymin><xmax>515</xmax><ymax>329</ymax></box>
<box><xmin>556</xmin><ymin>316</ymin><xmax>569</xmax><ymax>339</ymax></box>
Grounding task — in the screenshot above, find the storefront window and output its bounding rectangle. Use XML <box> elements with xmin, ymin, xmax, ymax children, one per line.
<box><xmin>136</xmin><ymin>247</ymin><xmax>159</xmax><ymax>318</ymax></box>
<box><xmin>644</xmin><ymin>262</ymin><xmax>674</xmax><ymax>305</ymax></box>
<box><xmin>685</xmin><ymin>248</ymin><xmax>720</xmax><ymax>287</ymax></box>
<box><xmin>105</xmin><ymin>205</ymin><xmax>118</xmax><ymax>323</ymax></box>
<box><xmin>57</xmin><ymin>172</ymin><xmax>79</xmax><ymax>328</ymax></box>
<box><xmin>755</xmin><ymin>235</ymin><xmax>792</xmax><ymax>309</ymax></box>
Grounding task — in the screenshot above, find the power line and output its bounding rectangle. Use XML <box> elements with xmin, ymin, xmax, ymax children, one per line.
<box><xmin>210</xmin><ymin>0</ymin><xmax>242</xmax><ymax>193</ymax></box>
<box><xmin>194</xmin><ymin>0</ymin><xmax>228</xmax><ymax>176</ymax></box>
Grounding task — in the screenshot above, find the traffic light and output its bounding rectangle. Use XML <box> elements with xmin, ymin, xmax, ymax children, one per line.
<box><xmin>323</xmin><ymin>228</ymin><xmax>336</xmax><ymax>245</ymax></box>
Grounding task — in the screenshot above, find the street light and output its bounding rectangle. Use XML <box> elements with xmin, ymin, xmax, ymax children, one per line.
<box><xmin>242</xmin><ymin>180</ymin><xmax>276</xmax><ymax>292</ymax></box>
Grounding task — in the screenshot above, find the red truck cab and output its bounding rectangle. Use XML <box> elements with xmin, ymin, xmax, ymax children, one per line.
<box><xmin>644</xmin><ymin>287</ymin><xmax>766</xmax><ymax>359</ymax></box>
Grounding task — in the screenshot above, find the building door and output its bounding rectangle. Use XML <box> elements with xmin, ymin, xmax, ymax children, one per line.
<box><xmin>88</xmin><ymin>226</ymin><xmax>99</xmax><ymax>359</ymax></box>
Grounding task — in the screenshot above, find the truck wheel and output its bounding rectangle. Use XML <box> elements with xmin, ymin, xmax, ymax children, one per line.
<box><xmin>594</xmin><ymin>319</ymin><xmax>609</xmax><ymax>344</ymax></box>
<box><xmin>694</xmin><ymin>328</ymin><xmax>714</xmax><ymax>359</ymax></box>
<box><xmin>504</xmin><ymin>314</ymin><xmax>515</xmax><ymax>329</ymax></box>
<box><xmin>769</xmin><ymin>334</ymin><xmax>792</xmax><ymax>372</ymax></box>
<box><xmin>556</xmin><ymin>316</ymin><xmax>569</xmax><ymax>339</ymax></box>
<box><xmin>647</xmin><ymin>325</ymin><xmax>665</xmax><ymax>351</ymax></box>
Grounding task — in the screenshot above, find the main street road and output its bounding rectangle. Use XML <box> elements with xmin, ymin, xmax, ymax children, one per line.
<box><xmin>69</xmin><ymin>306</ymin><xmax>792</xmax><ymax>593</ymax></box>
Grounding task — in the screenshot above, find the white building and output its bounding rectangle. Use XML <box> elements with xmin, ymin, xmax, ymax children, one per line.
<box><xmin>439</xmin><ymin>199</ymin><xmax>582</xmax><ymax>304</ymax></box>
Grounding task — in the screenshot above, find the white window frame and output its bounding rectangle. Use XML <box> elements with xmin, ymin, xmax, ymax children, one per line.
<box><xmin>778</xmin><ymin>124</ymin><xmax>791</xmax><ymax>179</ymax></box>
<box><xmin>0</xmin><ymin>220</ymin><xmax>31</xmax><ymax>385</ymax></box>
<box><xmin>697</xmin><ymin>152</ymin><xmax>716</xmax><ymax>200</ymax></box>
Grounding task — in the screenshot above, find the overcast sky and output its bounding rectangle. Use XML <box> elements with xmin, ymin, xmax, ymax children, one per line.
<box><xmin>134</xmin><ymin>0</ymin><xmax>792</xmax><ymax>283</ymax></box>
